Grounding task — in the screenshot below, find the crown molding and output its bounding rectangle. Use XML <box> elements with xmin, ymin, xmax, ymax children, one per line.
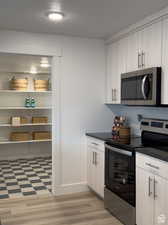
<box><xmin>105</xmin><ymin>6</ymin><xmax>168</xmax><ymax>45</ymax></box>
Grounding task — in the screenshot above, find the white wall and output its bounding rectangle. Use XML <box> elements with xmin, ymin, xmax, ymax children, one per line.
<box><xmin>57</xmin><ymin>36</ymin><xmax>112</xmax><ymax>193</ymax></box>
<box><xmin>0</xmin><ymin>30</ymin><xmax>112</xmax><ymax>195</ymax></box>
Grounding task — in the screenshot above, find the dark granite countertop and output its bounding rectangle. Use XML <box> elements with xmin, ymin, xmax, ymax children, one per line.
<box><xmin>86</xmin><ymin>133</ymin><xmax>168</xmax><ymax>163</ymax></box>
<box><xmin>136</xmin><ymin>147</ymin><xmax>168</xmax><ymax>163</ymax></box>
<box><xmin>86</xmin><ymin>132</ymin><xmax>113</xmax><ymax>141</ymax></box>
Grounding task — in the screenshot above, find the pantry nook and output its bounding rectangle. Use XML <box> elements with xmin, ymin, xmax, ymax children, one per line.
<box><xmin>0</xmin><ymin>53</ymin><xmax>52</xmax><ymax>199</ymax></box>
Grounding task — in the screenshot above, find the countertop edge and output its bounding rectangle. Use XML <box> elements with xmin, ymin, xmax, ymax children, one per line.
<box><xmin>136</xmin><ymin>149</ymin><xmax>168</xmax><ymax>163</ymax></box>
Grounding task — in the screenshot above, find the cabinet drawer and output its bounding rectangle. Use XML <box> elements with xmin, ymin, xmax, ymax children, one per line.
<box><xmin>136</xmin><ymin>153</ymin><xmax>168</xmax><ymax>179</ymax></box>
<box><xmin>87</xmin><ymin>137</ymin><xmax>105</xmax><ymax>152</ymax></box>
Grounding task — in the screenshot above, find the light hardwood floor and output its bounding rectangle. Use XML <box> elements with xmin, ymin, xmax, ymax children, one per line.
<box><xmin>0</xmin><ymin>192</ymin><xmax>122</xmax><ymax>225</ymax></box>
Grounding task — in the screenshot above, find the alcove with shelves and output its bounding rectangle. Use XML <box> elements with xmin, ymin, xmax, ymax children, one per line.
<box><xmin>0</xmin><ymin>53</ymin><xmax>52</xmax><ymax>159</ymax></box>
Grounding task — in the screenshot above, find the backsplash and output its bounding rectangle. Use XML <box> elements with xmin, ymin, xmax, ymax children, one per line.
<box><xmin>107</xmin><ymin>105</ymin><xmax>168</xmax><ymax>136</ymax></box>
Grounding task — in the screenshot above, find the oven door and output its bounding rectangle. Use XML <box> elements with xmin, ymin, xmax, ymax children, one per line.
<box><xmin>105</xmin><ymin>145</ymin><xmax>135</xmax><ymax>207</ymax></box>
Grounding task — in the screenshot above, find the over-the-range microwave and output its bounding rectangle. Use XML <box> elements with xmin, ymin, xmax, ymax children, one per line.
<box><xmin>121</xmin><ymin>67</ymin><xmax>161</xmax><ymax>106</ymax></box>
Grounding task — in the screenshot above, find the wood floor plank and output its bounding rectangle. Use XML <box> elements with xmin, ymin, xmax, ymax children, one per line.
<box><xmin>0</xmin><ymin>192</ymin><xmax>123</xmax><ymax>225</ymax></box>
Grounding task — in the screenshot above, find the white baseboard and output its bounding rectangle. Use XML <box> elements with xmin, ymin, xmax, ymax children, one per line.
<box><xmin>53</xmin><ymin>182</ymin><xmax>89</xmax><ymax>196</ymax></box>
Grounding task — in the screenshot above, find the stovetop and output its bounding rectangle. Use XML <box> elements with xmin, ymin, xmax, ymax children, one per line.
<box><xmin>106</xmin><ymin>131</ymin><xmax>168</xmax><ymax>162</ymax></box>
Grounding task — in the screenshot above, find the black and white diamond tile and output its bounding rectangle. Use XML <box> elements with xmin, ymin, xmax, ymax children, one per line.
<box><xmin>0</xmin><ymin>157</ymin><xmax>52</xmax><ymax>199</ymax></box>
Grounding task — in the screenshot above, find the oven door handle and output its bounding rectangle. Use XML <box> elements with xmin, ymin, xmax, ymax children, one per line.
<box><xmin>105</xmin><ymin>144</ymin><xmax>132</xmax><ymax>157</ymax></box>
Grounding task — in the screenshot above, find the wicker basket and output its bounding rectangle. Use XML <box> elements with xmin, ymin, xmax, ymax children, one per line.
<box><xmin>20</xmin><ymin>117</ymin><xmax>28</xmax><ymax>124</ymax></box>
<box><xmin>34</xmin><ymin>79</ymin><xmax>49</xmax><ymax>91</ymax></box>
<box><xmin>10</xmin><ymin>117</ymin><xmax>28</xmax><ymax>126</ymax></box>
<box><xmin>32</xmin><ymin>117</ymin><xmax>48</xmax><ymax>124</ymax></box>
<box><xmin>10</xmin><ymin>77</ymin><xmax>28</xmax><ymax>91</ymax></box>
<box><xmin>119</xmin><ymin>127</ymin><xmax>131</xmax><ymax>138</ymax></box>
<box><xmin>32</xmin><ymin>131</ymin><xmax>51</xmax><ymax>140</ymax></box>
<box><xmin>10</xmin><ymin>132</ymin><xmax>31</xmax><ymax>141</ymax></box>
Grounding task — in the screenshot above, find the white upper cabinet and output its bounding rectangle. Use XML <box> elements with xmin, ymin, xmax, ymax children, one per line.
<box><xmin>162</xmin><ymin>17</ymin><xmax>168</xmax><ymax>104</ymax></box>
<box><xmin>106</xmin><ymin>41</ymin><xmax>120</xmax><ymax>104</ymax></box>
<box><xmin>106</xmin><ymin>20</ymin><xmax>162</xmax><ymax>104</ymax></box>
<box><xmin>126</xmin><ymin>32</ymin><xmax>139</xmax><ymax>72</ymax></box>
<box><xmin>127</xmin><ymin>21</ymin><xmax>162</xmax><ymax>72</ymax></box>
<box><xmin>106</xmin><ymin>37</ymin><xmax>128</xmax><ymax>104</ymax></box>
<box><xmin>139</xmin><ymin>21</ymin><xmax>162</xmax><ymax>68</ymax></box>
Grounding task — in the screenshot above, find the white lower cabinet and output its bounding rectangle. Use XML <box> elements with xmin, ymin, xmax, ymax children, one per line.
<box><xmin>136</xmin><ymin>153</ymin><xmax>168</xmax><ymax>225</ymax></box>
<box><xmin>87</xmin><ymin>137</ymin><xmax>104</xmax><ymax>198</ymax></box>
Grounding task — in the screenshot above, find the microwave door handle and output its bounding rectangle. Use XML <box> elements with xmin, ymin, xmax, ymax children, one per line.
<box><xmin>142</xmin><ymin>75</ymin><xmax>148</xmax><ymax>100</ymax></box>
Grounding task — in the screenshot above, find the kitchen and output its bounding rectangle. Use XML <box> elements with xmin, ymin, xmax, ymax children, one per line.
<box><xmin>0</xmin><ymin>1</ymin><xmax>168</xmax><ymax>225</ymax></box>
<box><xmin>86</xmin><ymin>5</ymin><xmax>168</xmax><ymax>225</ymax></box>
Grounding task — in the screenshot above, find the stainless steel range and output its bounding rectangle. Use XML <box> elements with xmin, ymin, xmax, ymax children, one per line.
<box><xmin>104</xmin><ymin>118</ymin><xmax>168</xmax><ymax>225</ymax></box>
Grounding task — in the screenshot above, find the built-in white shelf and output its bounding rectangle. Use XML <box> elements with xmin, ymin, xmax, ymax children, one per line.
<box><xmin>0</xmin><ymin>90</ymin><xmax>51</xmax><ymax>93</ymax></box>
<box><xmin>0</xmin><ymin>123</ymin><xmax>52</xmax><ymax>127</ymax></box>
<box><xmin>0</xmin><ymin>139</ymin><xmax>52</xmax><ymax>144</ymax></box>
<box><xmin>0</xmin><ymin>106</ymin><xmax>52</xmax><ymax>110</ymax></box>
<box><xmin>0</xmin><ymin>71</ymin><xmax>50</xmax><ymax>76</ymax></box>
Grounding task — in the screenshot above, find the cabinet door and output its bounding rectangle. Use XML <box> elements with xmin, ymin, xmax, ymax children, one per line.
<box><xmin>154</xmin><ymin>176</ymin><xmax>167</xmax><ymax>225</ymax></box>
<box><xmin>127</xmin><ymin>32</ymin><xmax>139</xmax><ymax>72</ymax></box>
<box><xmin>165</xmin><ymin>181</ymin><xmax>168</xmax><ymax>225</ymax></box>
<box><xmin>94</xmin><ymin>150</ymin><xmax>104</xmax><ymax>198</ymax></box>
<box><xmin>106</xmin><ymin>41</ymin><xmax>119</xmax><ymax>104</ymax></box>
<box><xmin>141</xmin><ymin>21</ymin><xmax>162</xmax><ymax>68</ymax></box>
<box><xmin>162</xmin><ymin>18</ymin><xmax>168</xmax><ymax>104</ymax></box>
<box><xmin>136</xmin><ymin>167</ymin><xmax>154</xmax><ymax>225</ymax></box>
<box><xmin>87</xmin><ymin>146</ymin><xmax>96</xmax><ymax>191</ymax></box>
<box><xmin>117</xmin><ymin>37</ymin><xmax>128</xmax><ymax>103</ymax></box>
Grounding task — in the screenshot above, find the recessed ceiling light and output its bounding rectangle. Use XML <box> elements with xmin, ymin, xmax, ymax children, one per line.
<box><xmin>40</xmin><ymin>57</ymin><xmax>50</xmax><ymax>68</ymax></box>
<box><xmin>47</xmin><ymin>12</ymin><xmax>64</xmax><ymax>21</ymax></box>
<box><xmin>30</xmin><ymin>66</ymin><xmax>37</xmax><ymax>74</ymax></box>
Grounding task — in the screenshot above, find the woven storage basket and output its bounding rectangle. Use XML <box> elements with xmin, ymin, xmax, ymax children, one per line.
<box><xmin>11</xmin><ymin>77</ymin><xmax>28</xmax><ymax>91</ymax></box>
<box><xmin>10</xmin><ymin>117</ymin><xmax>28</xmax><ymax>125</ymax></box>
<box><xmin>34</xmin><ymin>79</ymin><xmax>49</xmax><ymax>91</ymax></box>
<box><xmin>10</xmin><ymin>132</ymin><xmax>31</xmax><ymax>141</ymax></box>
<box><xmin>32</xmin><ymin>117</ymin><xmax>48</xmax><ymax>124</ymax></box>
<box><xmin>32</xmin><ymin>131</ymin><xmax>51</xmax><ymax>140</ymax></box>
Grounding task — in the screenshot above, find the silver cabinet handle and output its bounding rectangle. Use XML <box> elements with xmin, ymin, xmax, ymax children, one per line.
<box><xmin>91</xmin><ymin>142</ymin><xmax>98</xmax><ymax>146</ymax></box>
<box><xmin>95</xmin><ymin>152</ymin><xmax>97</xmax><ymax>165</ymax></box>
<box><xmin>111</xmin><ymin>88</ymin><xmax>117</xmax><ymax>102</ymax></box>
<box><xmin>138</xmin><ymin>53</ymin><xmax>141</xmax><ymax>68</ymax></box>
<box><xmin>114</xmin><ymin>89</ymin><xmax>117</xmax><ymax>101</ymax></box>
<box><xmin>142</xmin><ymin>51</ymin><xmax>145</xmax><ymax>67</ymax></box>
<box><xmin>154</xmin><ymin>179</ymin><xmax>158</xmax><ymax>200</ymax></box>
<box><xmin>145</xmin><ymin>163</ymin><xmax>160</xmax><ymax>170</ymax></box>
<box><xmin>112</xmin><ymin>89</ymin><xmax>114</xmax><ymax>101</ymax></box>
<box><xmin>148</xmin><ymin>177</ymin><xmax>152</xmax><ymax>196</ymax></box>
<box><xmin>92</xmin><ymin>152</ymin><xmax>94</xmax><ymax>164</ymax></box>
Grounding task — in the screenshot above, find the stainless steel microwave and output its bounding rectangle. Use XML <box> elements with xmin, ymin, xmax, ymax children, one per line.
<box><xmin>121</xmin><ymin>67</ymin><xmax>161</xmax><ymax>106</ymax></box>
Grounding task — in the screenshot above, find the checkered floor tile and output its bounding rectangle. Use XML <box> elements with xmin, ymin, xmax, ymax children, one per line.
<box><xmin>0</xmin><ymin>157</ymin><xmax>52</xmax><ymax>199</ymax></box>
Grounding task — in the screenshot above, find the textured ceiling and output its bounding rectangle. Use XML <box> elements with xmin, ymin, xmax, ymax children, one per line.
<box><xmin>0</xmin><ymin>0</ymin><xmax>168</xmax><ymax>39</ymax></box>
